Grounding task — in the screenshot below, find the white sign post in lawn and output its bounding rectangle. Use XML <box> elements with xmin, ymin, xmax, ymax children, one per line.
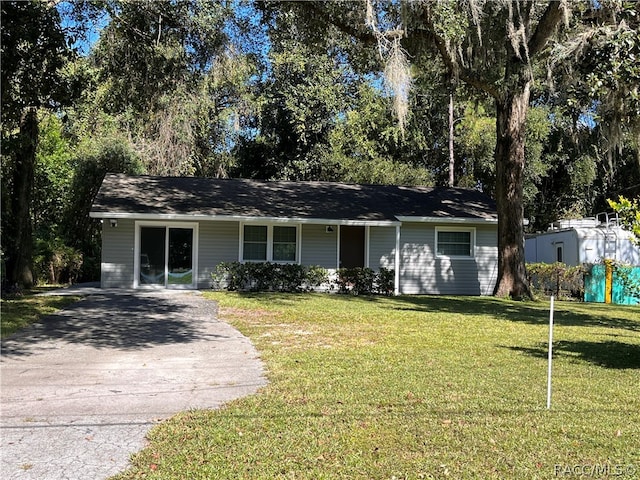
<box><xmin>547</xmin><ymin>295</ymin><xmax>555</xmax><ymax>409</ymax></box>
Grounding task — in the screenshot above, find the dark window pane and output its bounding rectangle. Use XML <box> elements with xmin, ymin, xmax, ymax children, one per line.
<box><xmin>168</xmin><ymin>228</ymin><xmax>193</xmax><ymax>285</ymax></box>
<box><xmin>244</xmin><ymin>225</ymin><xmax>267</xmax><ymax>242</ymax></box>
<box><xmin>437</xmin><ymin>231</ymin><xmax>472</xmax><ymax>256</ymax></box>
<box><xmin>273</xmin><ymin>243</ymin><xmax>296</xmax><ymax>261</ymax></box>
<box><xmin>244</xmin><ymin>242</ymin><xmax>267</xmax><ymax>261</ymax></box>
<box><xmin>273</xmin><ymin>226</ymin><xmax>296</xmax><ymax>261</ymax></box>
<box><xmin>273</xmin><ymin>226</ymin><xmax>296</xmax><ymax>243</ymax></box>
<box><xmin>140</xmin><ymin>227</ymin><xmax>166</xmax><ymax>284</ymax></box>
<box><xmin>243</xmin><ymin>225</ymin><xmax>268</xmax><ymax>261</ymax></box>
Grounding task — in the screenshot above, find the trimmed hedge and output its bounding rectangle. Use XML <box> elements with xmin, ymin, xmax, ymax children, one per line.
<box><xmin>212</xmin><ymin>262</ymin><xmax>395</xmax><ymax>295</ymax></box>
<box><xmin>211</xmin><ymin>262</ymin><xmax>329</xmax><ymax>293</ymax></box>
<box><xmin>336</xmin><ymin>267</ymin><xmax>395</xmax><ymax>295</ymax></box>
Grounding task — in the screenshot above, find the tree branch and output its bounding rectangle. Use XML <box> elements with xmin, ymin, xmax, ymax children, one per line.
<box><xmin>416</xmin><ymin>26</ymin><xmax>501</xmax><ymax>99</ymax></box>
<box><xmin>306</xmin><ymin>1</ymin><xmax>377</xmax><ymax>46</ymax></box>
<box><xmin>528</xmin><ymin>1</ymin><xmax>566</xmax><ymax>57</ymax></box>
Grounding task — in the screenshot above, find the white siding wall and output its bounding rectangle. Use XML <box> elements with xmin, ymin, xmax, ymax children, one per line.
<box><xmin>399</xmin><ymin>223</ymin><xmax>497</xmax><ymax>295</ymax></box>
<box><xmin>398</xmin><ymin>223</ymin><xmax>433</xmax><ymax>294</ymax></box>
<box><xmin>197</xmin><ymin>221</ymin><xmax>240</xmax><ymax>288</ymax></box>
<box><xmin>300</xmin><ymin>224</ymin><xmax>338</xmax><ymax>268</ymax></box>
<box><xmin>101</xmin><ymin>219</ymin><xmax>135</xmax><ymax>288</ymax></box>
<box><xmin>99</xmin><ymin>218</ymin><xmax>498</xmax><ymax>294</ymax></box>
<box><xmin>369</xmin><ymin>226</ymin><xmax>396</xmax><ymax>270</ymax></box>
<box><xmin>475</xmin><ymin>226</ymin><xmax>499</xmax><ymax>295</ymax></box>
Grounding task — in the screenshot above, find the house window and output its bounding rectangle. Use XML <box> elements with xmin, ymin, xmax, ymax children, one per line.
<box><xmin>436</xmin><ymin>228</ymin><xmax>474</xmax><ymax>257</ymax></box>
<box><xmin>556</xmin><ymin>243</ymin><xmax>563</xmax><ymax>263</ymax></box>
<box><xmin>242</xmin><ymin>224</ymin><xmax>298</xmax><ymax>263</ymax></box>
<box><xmin>243</xmin><ymin>225</ymin><xmax>268</xmax><ymax>261</ymax></box>
<box><xmin>273</xmin><ymin>226</ymin><xmax>297</xmax><ymax>261</ymax></box>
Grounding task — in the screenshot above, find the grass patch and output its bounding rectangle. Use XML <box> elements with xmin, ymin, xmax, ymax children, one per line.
<box><xmin>114</xmin><ymin>294</ymin><xmax>640</xmax><ymax>479</ymax></box>
<box><xmin>1</xmin><ymin>287</ymin><xmax>82</xmax><ymax>338</ymax></box>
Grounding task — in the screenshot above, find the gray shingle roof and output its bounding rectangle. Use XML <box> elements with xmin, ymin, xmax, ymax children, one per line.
<box><xmin>90</xmin><ymin>174</ymin><xmax>497</xmax><ymax>223</ymax></box>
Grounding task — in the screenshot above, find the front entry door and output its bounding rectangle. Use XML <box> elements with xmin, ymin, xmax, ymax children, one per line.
<box><xmin>340</xmin><ymin>226</ymin><xmax>365</xmax><ymax>268</ymax></box>
<box><xmin>139</xmin><ymin>225</ymin><xmax>195</xmax><ymax>288</ymax></box>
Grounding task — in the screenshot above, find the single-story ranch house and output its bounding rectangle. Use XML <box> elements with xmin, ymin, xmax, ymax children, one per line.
<box><xmin>90</xmin><ymin>174</ymin><xmax>499</xmax><ymax>295</ymax></box>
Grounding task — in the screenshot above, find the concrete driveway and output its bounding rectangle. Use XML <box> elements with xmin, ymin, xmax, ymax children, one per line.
<box><xmin>0</xmin><ymin>289</ymin><xmax>266</xmax><ymax>480</ymax></box>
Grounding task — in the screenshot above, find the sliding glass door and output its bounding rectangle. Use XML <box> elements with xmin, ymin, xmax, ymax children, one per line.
<box><xmin>168</xmin><ymin>228</ymin><xmax>193</xmax><ymax>286</ymax></box>
<box><xmin>138</xmin><ymin>224</ymin><xmax>196</xmax><ymax>288</ymax></box>
<box><xmin>140</xmin><ymin>227</ymin><xmax>167</xmax><ymax>285</ymax></box>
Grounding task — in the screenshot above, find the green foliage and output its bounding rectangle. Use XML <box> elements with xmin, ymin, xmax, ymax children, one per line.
<box><xmin>212</xmin><ymin>262</ymin><xmax>329</xmax><ymax>293</ymax></box>
<box><xmin>325</xmin><ymin>83</ymin><xmax>434</xmax><ymax>186</ymax></box>
<box><xmin>429</xmin><ymin>0</ymin><xmax>469</xmax><ymax>44</ymax></box>
<box><xmin>375</xmin><ymin>267</ymin><xmax>395</xmax><ymax>295</ymax></box>
<box><xmin>544</xmin><ymin>6</ymin><xmax>640</xmax><ymax>218</ymax></box>
<box><xmin>234</xmin><ymin>38</ymin><xmax>349</xmax><ymax>181</ymax></box>
<box><xmin>212</xmin><ymin>262</ymin><xmax>394</xmax><ymax>295</ymax></box>
<box><xmin>336</xmin><ymin>267</ymin><xmax>376</xmax><ymax>295</ymax></box>
<box><xmin>33</xmin><ymin>238</ymin><xmax>83</xmax><ymax>285</ymax></box>
<box><xmin>568</xmin><ymin>8</ymin><xmax>640</xmax><ymax>143</ymax></box>
<box><xmin>525</xmin><ymin>118</ymin><xmax>602</xmax><ymax>230</ymax></box>
<box><xmin>212</xmin><ymin>261</ymin><xmax>246</xmax><ymax>291</ymax></box>
<box><xmin>4</xmin><ymin>0</ymin><xmax>639</xmax><ymax>294</ymax></box>
<box><xmin>0</xmin><ymin>1</ymin><xmax>73</xmax><ymax>127</ymax></box>
<box><xmin>608</xmin><ymin>195</ymin><xmax>640</xmax><ymax>245</ymax></box>
<box><xmin>526</xmin><ymin>262</ymin><xmax>586</xmax><ymax>299</ymax></box>
<box><xmin>91</xmin><ymin>0</ymin><xmax>229</xmax><ymax>114</ymax></box>
<box><xmin>1</xmin><ymin>1</ymin><xmax>75</xmax><ymax>289</ymax></box>
<box><xmin>33</xmin><ymin>113</ymin><xmax>74</xmax><ymax>236</ymax></box>
<box><xmin>63</xmin><ymin>138</ymin><xmax>145</xmax><ymax>281</ymax></box>
<box><xmin>336</xmin><ymin>267</ymin><xmax>395</xmax><ymax>295</ymax></box>
<box><xmin>454</xmin><ymin>100</ymin><xmax>496</xmax><ymax>190</ymax></box>
<box><xmin>523</xmin><ymin>106</ymin><xmax>553</xmax><ymax>205</ymax></box>
<box><xmin>74</xmin><ymin>0</ymin><xmax>247</xmax><ymax>177</ymax></box>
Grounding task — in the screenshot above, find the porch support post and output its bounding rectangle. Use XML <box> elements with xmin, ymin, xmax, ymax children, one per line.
<box><xmin>364</xmin><ymin>226</ymin><xmax>370</xmax><ymax>268</ymax></box>
<box><xmin>394</xmin><ymin>224</ymin><xmax>401</xmax><ymax>295</ymax></box>
<box><xmin>336</xmin><ymin>226</ymin><xmax>341</xmax><ymax>269</ymax></box>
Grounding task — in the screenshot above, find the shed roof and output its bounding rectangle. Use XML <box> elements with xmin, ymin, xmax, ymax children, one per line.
<box><xmin>90</xmin><ymin>174</ymin><xmax>497</xmax><ymax>224</ymax></box>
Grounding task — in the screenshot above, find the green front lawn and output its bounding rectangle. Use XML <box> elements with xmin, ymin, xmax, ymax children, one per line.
<box><xmin>114</xmin><ymin>294</ymin><xmax>640</xmax><ymax>480</ymax></box>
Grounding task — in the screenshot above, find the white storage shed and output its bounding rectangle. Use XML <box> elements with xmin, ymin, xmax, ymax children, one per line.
<box><xmin>525</xmin><ymin>214</ymin><xmax>640</xmax><ymax>266</ymax></box>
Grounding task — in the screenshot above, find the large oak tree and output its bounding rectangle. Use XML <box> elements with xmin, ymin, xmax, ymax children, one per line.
<box><xmin>285</xmin><ymin>0</ymin><xmax>637</xmax><ymax>298</ymax></box>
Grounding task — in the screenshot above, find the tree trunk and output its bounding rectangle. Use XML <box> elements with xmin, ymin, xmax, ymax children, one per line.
<box><xmin>448</xmin><ymin>92</ymin><xmax>455</xmax><ymax>187</ymax></box>
<box><xmin>492</xmin><ymin>73</ymin><xmax>532</xmax><ymax>299</ymax></box>
<box><xmin>10</xmin><ymin>108</ymin><xmax>38</xmax><ymax>289</ymax></box>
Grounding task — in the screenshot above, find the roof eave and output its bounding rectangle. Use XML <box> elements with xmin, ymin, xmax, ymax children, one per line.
<box><xmin>395</xmin><ymin>215</ymin><xmax>498</xmax><ymax>224</ymax></box>
<box><xmin>89</xmin><ymin>211</ymin><xmax>401</xmax><ymax>227</ymax></box>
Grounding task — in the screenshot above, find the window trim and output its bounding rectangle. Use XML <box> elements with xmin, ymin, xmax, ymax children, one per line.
<box><xmin>239</xmin><ymin>222</ymin><xmax>301</xmax><ymax>264</ymax></box>
<box><xmin>242</xmin><ymin>225</ymin><xmax>268</xmax><ymax>261</ymax></box>
<box><xmin>435</xmin><ymin>226</ymin><xmax>476</xmax><ymax>259</ymax></box>
<box><xmin>272</xmin><ymin>225</ymin><xmax>298</xmax><ymax>262</ymax></box>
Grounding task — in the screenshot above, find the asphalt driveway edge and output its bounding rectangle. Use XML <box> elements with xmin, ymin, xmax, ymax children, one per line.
<box><xmin>1</xmin><ymin>290</ymin><xmax>267</xmax><ymax>480</ymax></box>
